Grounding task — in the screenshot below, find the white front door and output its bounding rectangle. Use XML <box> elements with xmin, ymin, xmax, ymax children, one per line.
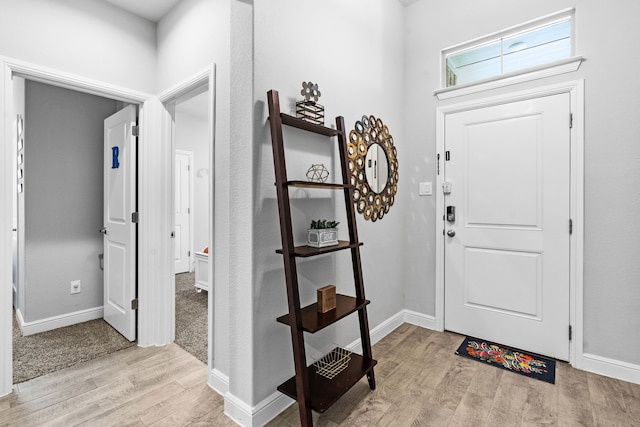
<box><xmin>103</xmin><ymin>105</ymin><xmax>137</xmax><ymax>342</ymax></box>
<box><xmin>444</xmin><ymin>93</ymin><xmax>571</xmax><ymax>360</ymax></box>
<box><xmin>174</xmin><ymin>150</ymin><xmax>192</xmax><ymax>273</ymax></box>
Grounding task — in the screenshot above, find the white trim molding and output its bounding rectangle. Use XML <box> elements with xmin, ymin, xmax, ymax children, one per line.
<box><xmin>583</xmin><ymin>354</ymin><xmax>640</xmax><ymax>386</ymax></box>
<box><xmin>156</xmin><ymin>64</ymin><xmax>221</xmax><ymax>381</ymax></box>
<box><xmin>16</xmin><ymin>307</ymin><xmax>104</xmax><ymax>336</ymax></box>
<box><xmin>209</xmin><ymin>368</ymin><xmax>230</xmax><ymax>395</ymax></box>
<box><xmin>224</xmin><ymin>391</ymin><xmax>293</xmax><ymax>427</ymax></box>
<box><xmin>435</xmin><ymin>80</ymin><xmax>585</xmax><ymax>368</ymax></box>
<box><xmin>347</xmin><ymin>310</ymin><xmax>436</xmax><ymax>354</ymax></box>
<box><xmin>346</xmin><ymin>311</ymin><xmax>405</xmax><ymax>354</ymax></box>
<box><xmin>403</xmin><ymin>309</ymin><xmax>437</xmax><ymax>330</ymax></box>
<box><xmin>435</xmin><ymin>57</ymin><xmax>583</xmax><ymax>100</ymax></box>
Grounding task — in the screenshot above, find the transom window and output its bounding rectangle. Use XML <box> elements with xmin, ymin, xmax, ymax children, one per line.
<box><xmin>443</xmin><ymin>9</ymin><xmax>574</xmax><ymax>88</ymax></box>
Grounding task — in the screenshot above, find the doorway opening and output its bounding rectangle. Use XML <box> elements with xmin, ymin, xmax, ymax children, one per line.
<box><xmin>170</xmin><ymin>89</ymin><xmax>210</xmax><ymax>364</ymax></box>
<box><xmin>11</xmin><ymin>78</ymin><xmax>139</xmax><ymax>383</ymax></box>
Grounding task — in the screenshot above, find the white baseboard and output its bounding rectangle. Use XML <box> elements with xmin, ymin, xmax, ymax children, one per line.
<box><xmin>18</xmin><ymin>306</ymin><xmax>103</xmax><ymax>336</ymax></box>
<box><xmin>225</xmin><ymin>390</ymin><xmax>294</xmax><ymax>427</ymax></box>
<box><xmin>403</xmin><ymin>309</ymin><xmax>437</xmax><ymax>330</ymax></box>
<box><xmin>582</xmin><ymin>353</ymin><xmax>640</xmax><ymax>386</ymax></box>
<box><xmin>209</xmin><ymin>368</ymin><xmax>230</xmax><ymax>395</ymax></box>
<box><xmin>346</xmin><ymin>310</ymin><xmax>406</xmax><ymax>354</ymax></box>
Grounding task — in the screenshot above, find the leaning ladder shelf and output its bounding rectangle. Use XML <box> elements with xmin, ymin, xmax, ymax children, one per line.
<box><xmin>267</xmin><ymin>90</ymin><xmax>376</xmax><ymax>426</ymax></box>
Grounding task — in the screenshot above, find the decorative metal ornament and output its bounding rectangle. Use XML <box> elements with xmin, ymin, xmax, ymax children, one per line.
<box><xmin>300</xmin><ymin>81</ymin><xmax>321</xmax><ymax>102</ymax></box>
<box><xmin>297</xmin><ymin>81</ymin><xmax>325</xmax><ymax>125</ymax></box>
<box><xmin>348</xmin><ymin>115</ymin><xmax>398</xmax><ymax>222</ymax></box>
<box><xmin>306</xmin><ymin>163</ymin><xmax>330</xmax><ymax>183</ymax></box>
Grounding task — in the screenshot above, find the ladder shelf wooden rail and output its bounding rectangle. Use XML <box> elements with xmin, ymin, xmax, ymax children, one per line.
<box><xmin>267</xmin><ymin>89</ymin><xmax>376</xmax><ymax>427</ymax></box>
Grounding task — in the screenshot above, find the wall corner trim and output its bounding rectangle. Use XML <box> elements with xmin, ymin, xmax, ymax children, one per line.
<box><xmin>403</xmin><ymin>310</ymin><xmax>437</xmax><ymax>330</ymax></box>
<box><xmin>209</xmin><ymin>368</ymin><xmax>230</xmax><ymax>395</ymax></box>
<box><xmin>224</xmin><ymin>390</ymin><xmax>293</xmax><ymax>427</ymax></box>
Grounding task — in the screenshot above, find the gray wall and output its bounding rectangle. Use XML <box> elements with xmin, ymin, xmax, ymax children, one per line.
<box><xmin>22</xmin><ymin>80</ymin><xmax>118</xmax><ymax>322</ymax></box>
<box><xmin>251</xmin><ymin>0</ymin><xmax>406</xmax><ymax>404</ymax></box>
<box><xmin>403</xmin><ymin>0</ymin><xmax>640</xmax><ymax>365</ymax></box>
<box><xmin>0</xmin><ymin>0</ymin><xmax>156</xmax><ymax>94</ymax></box>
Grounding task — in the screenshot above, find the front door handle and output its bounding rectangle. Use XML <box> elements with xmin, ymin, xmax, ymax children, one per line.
<box><xmin>447</xmin><ymin>229</ymin><xmax>456</xmax><ymax>237</ymax></box>
<box><xmin>99</xmin><ymin>227</ymin><xmax>107</xmax><ymax>235</ymax></box>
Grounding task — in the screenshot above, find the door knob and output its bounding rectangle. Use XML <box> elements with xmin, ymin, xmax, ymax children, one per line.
<box><xmin>447</xmin><ymin>229</ymin><xmax>455</xmax><ymax>237</ymax></box>
<box><xmin>99</xmin><ymin>227</ymin><xmax>107</xmax><ymax>235</ymax></box>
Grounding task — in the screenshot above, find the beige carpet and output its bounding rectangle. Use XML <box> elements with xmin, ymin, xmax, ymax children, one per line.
<box><xmin>174</xmin><ymin>272</ymin><xmax>208</xmax><ymax>364</ymax></box>
<box><xmin>12</xmin><ymin>272</ymin><xmax>207</xmax><ymax>383</ymax></box>
<box><xmin>12</xmin><ymin>313</ymin><xmax>134</xmax><ymax>384</ymax></box>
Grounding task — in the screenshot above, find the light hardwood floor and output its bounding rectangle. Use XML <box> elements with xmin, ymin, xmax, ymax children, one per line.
<box><xmin>2</xmin><ymin>324</ymin><xmax>639</xmax><ymax>426</ymax></box>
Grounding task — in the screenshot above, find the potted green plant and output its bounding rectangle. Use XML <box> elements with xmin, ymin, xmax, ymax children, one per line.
<box><xmin>307</xmin><ymin>219</ymin><xmax>340</xmax><ymax>248</ymax></box>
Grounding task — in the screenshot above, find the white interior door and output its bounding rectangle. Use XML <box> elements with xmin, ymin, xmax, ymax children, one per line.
<box><xmin>103</xmin><ymin>105</ymin><xmax>137</xmax><ymax>342</ymax></box>
<box><xmin>444</xmin><ymin>93</ymin><xmax>571</xmax><ymax>360</ymax></box>
<box><xmin>175</xmin><ymin>150</ymin><xmax>192</xmax><ymax>274</ymax></box>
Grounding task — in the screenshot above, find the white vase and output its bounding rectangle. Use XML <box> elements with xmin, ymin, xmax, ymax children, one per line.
<box><xmin>307</xmin><ymin>228</ymin><xmax>338</xmax><ymax>248</ymax></box>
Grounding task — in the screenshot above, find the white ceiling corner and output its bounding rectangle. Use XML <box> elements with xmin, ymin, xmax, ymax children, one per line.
<box><xmin>101</xmin><ymin>0</ymin><xmax>182</xmax><ymax>22</ymax></box>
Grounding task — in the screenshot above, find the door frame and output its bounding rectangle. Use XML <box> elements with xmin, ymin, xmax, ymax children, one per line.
<box><xmin>174</xmin><ymin>149</ymin><xmax>194</xmax><ymax>274</ymax></box>
<box><xmin>434</xmin><ymin>79</ymin><xmax>585</xmax><ymax>368</ymax></box>
<box><xmin>157</xmin><ymin>65</ymin><xmax>226</xmax><ymax>393</ymax></box>
<box><xmin>0</xmin><ymin>56</ymin><xmax>153</xmax><ymax>396</ymax></box>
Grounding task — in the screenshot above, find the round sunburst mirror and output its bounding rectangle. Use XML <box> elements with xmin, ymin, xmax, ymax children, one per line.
<box><xmin>347</xmin><ymin>115</ymin><xmax>398</xmax><ymax>222</ymax></box>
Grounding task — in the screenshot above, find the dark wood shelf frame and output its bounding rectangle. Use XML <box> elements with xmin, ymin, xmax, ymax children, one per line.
<box><xmin>285</xmin><ymin>180</ymin><xmax>353</xmax><ymax>190</ymax></box>
<box><xmin>277</xmin><ymin>294</ymin><xmax>370</xmax><ymax>333</ymax></box>
<box><xmin>280</xmin><ymin>113</ymin><xmax>342</xmax><ymax>137</ymax></box>
<box><xmin>277</xmin><ymin>354</ymin><xmax>377</xmax><ymax>413</ymax></box>
<box><xmin>268</xmin><ymin>89</ymin><xmax>376</xmax><ymax>427</ymax></box>
<box><xmin>275</xmin><ymin>240</ymin><xmax>363</xmax><ymax>257</ymax></box>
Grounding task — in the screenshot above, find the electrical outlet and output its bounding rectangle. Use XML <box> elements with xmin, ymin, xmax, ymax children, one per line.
<box><xmin>70</xmin><ymin>280</ymin><xmax>81</xmax><ymax>294</ymax></box>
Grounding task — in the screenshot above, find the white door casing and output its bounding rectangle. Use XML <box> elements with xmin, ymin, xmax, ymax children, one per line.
<box><xmin>103</xmin><ymin>105</ymin><xmax>137</xmax><ymax>342</ymax></box>
<box><xmin>443</xmin><ymin>93</ymin><xmax>571</xmax><ymax>360</ymax></box>
<box><xmin>1</xmin><ymin>57</ymin><xmax>156</xmax><ymax>397</ymax></box>
<box><xmin>175</xmin><ymin>150</ymin><xmax>192</xmax><ymax>273</ymax></box>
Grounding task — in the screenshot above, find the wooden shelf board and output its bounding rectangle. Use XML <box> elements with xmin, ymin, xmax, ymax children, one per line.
<box><xmin>277</xmin><ymin>353</ymin><xmax>377</xmax><ymax>413</ymax></box>
<box><xmin>277</xmin><ymin>295</ymin><xmax>369</xmax><ymax>333</ymax></box>
<box><xmin>280</xmin><ymin>113</ymin><xmax>342</xmax><ymax>137</ymax></box>
<box><xmin>285</xmin><ymin>180</ymin><xmax>352</xmax><ymax>190</ymax></box>
<box><xmin>276</xmin><ymin>241</ymin><xmax>363</xmax><ymax>257</ymax></box>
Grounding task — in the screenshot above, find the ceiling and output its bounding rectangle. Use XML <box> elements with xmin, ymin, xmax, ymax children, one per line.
<box><xmin>101</xmin><ymin>0</ymin><xmax>182</xmax><ymax>22</ymax></box>
<box><xmin>104</xmin><ymin>0</ymin><xmax>417</xmax><ymax>22</ymax></box>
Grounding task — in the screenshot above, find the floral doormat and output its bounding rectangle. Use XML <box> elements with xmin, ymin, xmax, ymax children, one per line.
<box><xmin>455</xmin><ymin>336</ymin><xmax>556</xmax><ymax>384</ymax></box>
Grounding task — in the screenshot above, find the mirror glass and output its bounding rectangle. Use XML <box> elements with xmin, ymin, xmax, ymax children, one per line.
<box><xmin>365</xmin><ymin>143</ymin><xmax>388</xmax><ymax>193</ymax></box>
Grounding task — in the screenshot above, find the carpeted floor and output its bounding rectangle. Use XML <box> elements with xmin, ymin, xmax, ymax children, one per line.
<box><xmin>12</xmin><ymin>313</ymin><xmax>135</xmax><ymax>384</ymax></box>
<box><xmin>12</xmin><ymin>271</ymin><xmax>207</xmax><ymax>383</ymax></box>
<box><xmin>174</xmin><ymin>272</ymin><xmax>208</xmax><ymax>364</ymax></box>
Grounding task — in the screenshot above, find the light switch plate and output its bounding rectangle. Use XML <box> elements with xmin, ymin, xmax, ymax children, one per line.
<box><xmin>419</xmin><ymin>181</ymin><xmax>432</xmax><ymax>196</ymax></box>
